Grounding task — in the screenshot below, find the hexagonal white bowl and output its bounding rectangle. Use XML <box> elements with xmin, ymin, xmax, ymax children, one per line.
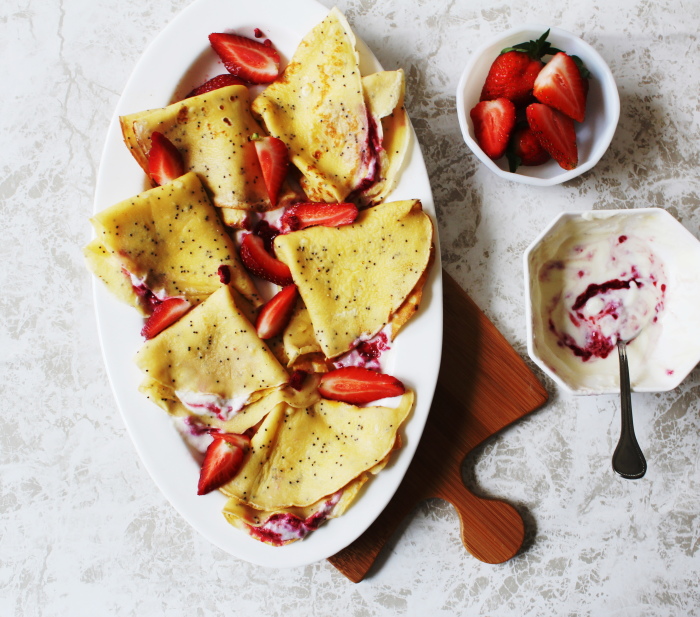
<box><xmin>456</xmin><ymin>24</ymin><xmax>620</xmax><ymax>186</ymax></box>
<box><xmin>524</xmin><ymin>209</ymin><xmax>700</xmax><ymax>394</ymax></box>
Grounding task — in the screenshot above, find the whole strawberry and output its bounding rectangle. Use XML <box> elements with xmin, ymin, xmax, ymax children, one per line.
<box><xmin>480</xmin><ymin>30</ymin><xmax>560</xmax><ymax>107</ymax></box>
<box><xmin>506</xmin><ymin>123</ymin><xmax>550</xmax><ymax>172</ymax></box>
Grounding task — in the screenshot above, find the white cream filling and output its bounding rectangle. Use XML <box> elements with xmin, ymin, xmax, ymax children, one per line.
<box><xmin>175</xmin><ymin>390</ymin><xmax>249</xmax><ymax>422</ymax></box>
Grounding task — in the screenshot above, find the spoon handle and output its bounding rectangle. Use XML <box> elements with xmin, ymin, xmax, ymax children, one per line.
<box><xmin>612</xmin><ymin>340</ymin><xmax>647</xmax><ymax>479</ymax></box>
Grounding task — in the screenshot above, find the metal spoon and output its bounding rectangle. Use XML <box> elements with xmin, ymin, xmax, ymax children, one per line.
<box><xmin>612</xmin><ymin>340</ymin><xmax>647</xmax><ymax>479</ymax></box>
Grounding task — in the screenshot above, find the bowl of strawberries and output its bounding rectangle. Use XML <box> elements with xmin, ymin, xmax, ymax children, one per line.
<box><xmin>456</xmin><ymin>25</ymin><xmax>619</xmax><ymax>186</ymax></box>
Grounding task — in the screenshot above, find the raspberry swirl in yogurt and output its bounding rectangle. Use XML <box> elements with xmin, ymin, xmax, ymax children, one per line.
<box><xmin>542</xmin><ymin>233</ymin><xmax>667</xmax><ymax>361</ymax></box>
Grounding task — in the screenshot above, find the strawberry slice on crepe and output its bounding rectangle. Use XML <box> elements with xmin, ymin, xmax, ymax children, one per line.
<box><xmin>185</xmin><ymin>74</ymin><xmax>247</xmax><ymax>99</ymax></box>
<box><xmin>319</xmin><ymin>367</ymin><xmax>405</xmax><ymax>405</ymax></box>
<box><xmin>198</xmin><ymin>433</ymin><xmax>251</xmax><ymax>495</ymax></box>
<box><xmin>141</xmin><ymin>297</ymin><xmax>191</xmax><ymax>340</ymax></box>
<box><xmin>256</xmin><ymin>285</ymin><xmax>298</xmax><ymax>339</ymax></box>
<box><xmin>278</xmin><ymin>203</ymin><xmax>358</xmax><ymax>233</ymax></box>
<box><xmin>240</xmin><ymin>233</ymin><xmax>293</xmax><ymax>286</ymax></box>
<box><xmin>147</xmin><ymin>132</ymin><xmax>184</xmax><ymax>186</ymax></box>
<box><xmin>208</xmin><ymin>33</ymin><xmax>280</xmax><ymax>84</ymax></box>
<box><xmin>254</xmin><ymin>136</ymin><xmax>289</xmax><ymax>207</ymax></box>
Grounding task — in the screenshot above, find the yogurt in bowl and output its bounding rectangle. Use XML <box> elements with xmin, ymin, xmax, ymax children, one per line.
<box><xmin>524</xmin><ymin>209</ymin><xmax>700</xmax><ymax>394</ymax></box>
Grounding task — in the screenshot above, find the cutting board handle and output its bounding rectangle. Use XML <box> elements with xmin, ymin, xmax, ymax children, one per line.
<box><xmin>437</xmin><ymin>465</ymin><xmax>525</xmax><ymax>564</ymax></box>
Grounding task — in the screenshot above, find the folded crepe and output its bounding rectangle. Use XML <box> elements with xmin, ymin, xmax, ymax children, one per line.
<box><xmin>134</xmin><ymin>285</ymin><xmax>289</xmax><ymax>421</ymax></box>
<box><xmin>119</xmin><ymin>85</ymin><xmax>299</xmax><ymax>226</ymax></box>
<box><xmin>219</xmin><ymin>390</ymin><xmax>414</xmax><ymax>509</ymax></box>
<box><xmin>85</xmin><ymin>172</ymin><xmax>260</xmax><ymax>312</ymax></box>
<box><xmin>359</xmin><ymin>70</ymin><xmax>411</xmax><ymax>206</ymax></box>
<box><xmin>251</xmin><ymin>8</ymin><xmax>375</xmax><ymax>202</ymax></box>
<box><xmin>273</xmin><ymin>199</ymin><xmax>433</xmax><ymax>359</ymax></box>
<box><xmin>221</xmin><ymin>472</ymin><xmax>372</xmax><ymax>546</ymax></box>
<box><xmin>281</xmin><ymin>300</ymin><xmax>326</xmax><ymax>369</ymax></box>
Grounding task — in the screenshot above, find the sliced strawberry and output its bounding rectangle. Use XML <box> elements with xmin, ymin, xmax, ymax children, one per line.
<box><xmin>141</xmin><ymin>297</ymin><xmax>191</xmax><ymax>339</ymax></box>
<box><xmin>278</xmin><ymin>203</ymin><xmax>359</xmax><ymax>233</ymax></box>
<box><xmin>506</xmin><ymin>123</ymin><xmax>551</xmax><ymax>172</ymax></box>
<box><xmin>254</xmin><ymin>137</ymin><xmax>289</xmax><ymax>207</ymax></box>
<box><xmin>185</xmin><ymin>73</ymin><xmax>247</xmax><ymax>99</ymax></box>
<box><xmin>256</xmin><ymin>284</ymin><xmax>298</xmax><ymax>339</ymax></box>
<box><xmin>469</xmin><ymin>98</ymin><xmax>516</xmax><ymax>160</ymax></box>
<box><xmin>318</xmin><ymin>367</ymin><xmax>405</xmax><ymax>406</ymax></box>
<box><xmin>239</xmin><ymin>233</ymin><xmax>293</xmax><ymax>286</ymax></box>
<box><xmin>147</xmin><ymin>132</ymin><xmax>185</xmax><ymax>186</ymax></box>
<box><xmin>526</xmin><ymin>103</ymin><xmax>578</xmax><ymax>170</ymax></box>
<box><xmin>533</xmin><ymin>52</ymin><xmax>587</xmax><ymax>122</ymax></box>
<box><xmin>197</xmin><ymin>434</ymin><xmax>250</xmax><ymax>495</ymax></box>
<box><xmin>208</xmin><ymin>33</ymin><xmax>280</xmax><ymax>84</ymax></box>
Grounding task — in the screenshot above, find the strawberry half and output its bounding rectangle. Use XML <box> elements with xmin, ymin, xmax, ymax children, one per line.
<box><xmin>256</xmin><ymin>284</ymin><xmax>298</xmax><ymax>339</ymax></box>
<box><xmin>208</xmin><ymin>33</ymin><xmax>280</xmax><ymax>84</ymax></box>
<box><xmin>147</xmin><ymin>132</ymin><xmax>185</xmax><ymax>186</ymax></box>
<box><xmin>318</xmin><ymin>367</ymin><xmax>406</xmax><ymax>405</ymax></box>
<box><xmin>239</xmin><ymin>233</ymin><xmax>293</xmax><ymax>286</ymax></box>
<box><xmin>197</xmin><ymin>434</ymin><xmax>250</xmax><ymax>495</ymax></box>
<box><xmin>141</xmin><ymin>297</ymin><xmax>191</xmax><ymax>340</ymax></box>
<box><xmin>526</xmin><ymin>103</ymin><xmax>578</xmax><ymax>170</ymax></box>
<box><xmin>533</xmin><ymin>52</ymin><xmax>587</xmax><ymax>122</ymax></box>
<box><xmin>506</xmin><ymin>123</ymin><xmax>551</xmax><ymax>172</ymax></box>
<box><xmin>278</xmin><ymin>202</ymin><xmax>359</xmax><ymax>233</ymax></box>
<box><xmin>469</xmin><ymin>98</ymin><xmax>516</xmax><ymax>160</ymax></box>
<box><xmin>254</xmin><ymin>136</ymin><xmax>289</xmax><ymax>207</ymax></box>
<box><xmin>185</xmin><ymin>73</ymin><xmax>247</xmax><ymax>99</ymax></box>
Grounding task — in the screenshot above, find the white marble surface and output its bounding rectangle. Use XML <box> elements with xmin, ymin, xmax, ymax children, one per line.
<box><xmin>2</xmin><ymin>0</ymin><xmax>699</xmax><ymax>615</ymax></box>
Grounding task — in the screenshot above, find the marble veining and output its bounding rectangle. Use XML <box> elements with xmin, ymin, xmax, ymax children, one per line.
<box><xmin>1</xmin><ymin>0</ymin><xmax>699</xmax><ymax>615</ymax></box>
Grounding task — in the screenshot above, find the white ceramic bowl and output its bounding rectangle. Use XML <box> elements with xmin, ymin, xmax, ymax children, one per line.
<box><xmin>524</xmin><ymin>209</ymin><xmax>700</xmax><ymax>394</ymax></box>
<box><xmin>456</xmin><ymin>25</ymin><xmax>620</xmax><ymax>186</ymax></box>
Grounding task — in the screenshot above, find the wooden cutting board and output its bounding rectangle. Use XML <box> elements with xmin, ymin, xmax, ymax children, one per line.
<box><xmin>327</xmin><ymin>270</ymin><xmax>549</xmax><ymax>582</ymax></box>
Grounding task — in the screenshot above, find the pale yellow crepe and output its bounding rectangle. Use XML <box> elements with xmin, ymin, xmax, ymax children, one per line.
<box><xmin>282</xmin><ymin>300</ymin><xmax>324</xmax><ymax>365</ymax></box>
<box><xmin>273</xmin><ymin>199</ymin><xmax>433</xmax><ymax>358</ymax></box>
<box><xmin>84</xmin><ymin>239</ymin><xmax>144</xmax><ymax>310</ymax></box>
<box><xmin>221</xmin><ymin>445</ymin><xmax>395</xmax><ymax>545</ymax></box>
<box><xmin>220</xmin><ymin>390</ymin><xmax>414</xmax><ymax>509</ymax></box>
<box><xmin>120</xmin><ymin>85</ymin><xmax>299</xmax><ymax>223</ymax></box>
<box><xmin>359</xmin><ymin>70</ymin><xmax>411</xmax><ymax>206</ymax></box>
<box><xmin>221</xmin><ymin>474</ymin><xmax>369</xmax><ymax>546</ymax></box>
<box><xmin>134</xmin><ymin>286</ymin><xmax>289</xmax><ymax>418</ymax></box>
<box><xmin>251</xmin><ymin>8</ymin><xmax>376</xmax><ymax>202</ymax></box>
<box><xmin>85</xmin><ymin>172</ymin><xmax>260</xmax><ymax>311</ymax></box>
